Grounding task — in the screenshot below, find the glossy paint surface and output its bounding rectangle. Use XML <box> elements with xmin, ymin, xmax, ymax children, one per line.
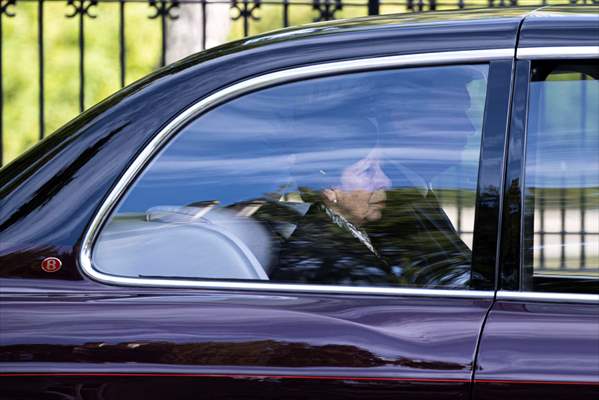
<box><xmin>518</xmin><ymin>6</ymin><xmax>599</xmax><ymax>49</ymax></box>
<box><xmin>470</xmin><ymin>59</ymin><xmax>513</xmax><ymax>290</ymax></box>
<box><xmin>0</xmin><ymin>284</ymin><xmax>490</xmax><ymax>398</ymax></box>
<box><xmin>474</xmin><ymin>300</ymin><xmax>599</xmax><ymax>399</ymax></box>
<box><xmin>0</xmin><ymin>375</ymin><xmax>468</xmax><ymax>400</ymax></box>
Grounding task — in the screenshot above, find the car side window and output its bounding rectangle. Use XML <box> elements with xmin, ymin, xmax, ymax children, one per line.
<box><xmin>523</xmin><ymin>60</ymin><xmax>599</xmax><ymax>294</ymax></box>
<box><xmin>93</xmin><ymin>64</ymin><xmax>489</xmax><ymax>289</ymax></box>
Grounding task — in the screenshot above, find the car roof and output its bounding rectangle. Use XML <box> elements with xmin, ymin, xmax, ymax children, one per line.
<box><xmin>519</xmin><ymin>5</ymin><xmax>599</xmax><ymax>49</ymax></box>
<box><xmin>239</xmin><ymin>7</ymin><xmax>533</xmax><ymax>47</ymax></box>
<box><xmin>243</xmin><ymin>5</ymin><xmax>598</xmax><ymax>41</ymax></box>
<box><xmin>186</xmin><ymin>7</ymin><xmax>530</xmax><ymax>64</ymax></box>
<box><xmin>162</xmin><ymin>5</ymin><xmax>594</xmax><ymax>84</ymax></box>
<box><xmin>221</xmin><ymin>6</ymin><xmax>598</xmax><ymax>59</ymax></box>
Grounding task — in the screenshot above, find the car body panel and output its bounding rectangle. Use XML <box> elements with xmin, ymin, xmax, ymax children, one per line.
<box><xmin>1</xmin><ymin>6</ymin><xmax>598</xmax><ymax>400</ymax></box>
<box><xmin>473</xmin><ymin>300</ymin><xmax>599</xmax><ymax>399</ymax></box>
<box><xmin>474</xmin><ymin>11</ymin><xmax>599</xmax><ymax>399</ymax></box>
<box><xmin>0</xmin><ymin>288</ymin><xmax>490</xmax><ymax>399</ymax></box>
<box><xmin>518</xmin><ymin>6</ymin><xmax>599</xmax><ymax>49</ymax></box>
<box><xmin>1</xmin><ymin>375</ymin><xmax>465</xmax><ymax>400</ymax></box>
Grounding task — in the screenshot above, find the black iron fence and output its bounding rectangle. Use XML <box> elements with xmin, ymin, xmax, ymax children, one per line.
<box><xmin>1</xmin><ymin>0</ymin><xmax>598</xmax><ymax>167</ymax></box>
<box><xmin>1</xmin><ymin>0</ymin><xmax>597</xmax><ymax>277</ymax></box>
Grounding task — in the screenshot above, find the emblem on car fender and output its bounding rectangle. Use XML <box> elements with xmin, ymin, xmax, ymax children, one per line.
<box><xmin>41</xmin><ymin>257</ymin><xmax>62</xmax><ymax>273</ymax></box>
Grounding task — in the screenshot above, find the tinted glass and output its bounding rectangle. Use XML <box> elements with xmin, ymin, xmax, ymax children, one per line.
<box><xmin>94</xmin><ymin>65</ymin><xmax>489</xmax><ymax>289</ymax></box>
<box><xmin>524</xmin><ymin>61</ymin><xmax>599</xmax><ymax>293</ymax></box>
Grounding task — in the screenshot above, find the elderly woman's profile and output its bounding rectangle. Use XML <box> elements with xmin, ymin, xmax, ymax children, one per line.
<box><xmin>249</xmin><ymin>66</ymin><xmax>484</xmax><ymax>288</ymax></box>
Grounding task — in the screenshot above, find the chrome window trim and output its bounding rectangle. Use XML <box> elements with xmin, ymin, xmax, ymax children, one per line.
<box><xmin>517</xmin><ymin>46</ymin><xmax>599</xmax><ymax>60</ymax></box>
<box><xmin>535</xmin><ymin>273</ymin><xmax>599</xmax><ymax>281</ymax></box>
<box><xmin>497</xmin><ymin>291</ymin><xmax>599</xmax><ymax>304</ymax></box>
<box><xmin>79</xmin><ymin>48</ymin><xmax>514</xmax><ymax>298</ymax></box>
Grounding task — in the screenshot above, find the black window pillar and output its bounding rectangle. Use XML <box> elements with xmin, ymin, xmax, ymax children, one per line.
<box><xmin>367</xmin><ymin>0</ymin><xmax>379</xmax><ymax>16</ymax></box>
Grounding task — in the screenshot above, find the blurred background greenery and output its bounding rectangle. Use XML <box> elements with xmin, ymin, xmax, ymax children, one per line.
<box><xmin>0</xmin><ymin>0</ymin><xmax>571</xmax><ymax>164</ymax></box>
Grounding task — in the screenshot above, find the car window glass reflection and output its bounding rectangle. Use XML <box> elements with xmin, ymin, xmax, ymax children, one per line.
<box><xmin>523</xmin><ymin>62</ymin><xmax>599</xmax><ymax>293</ymax></box>
<box><xmin>94</xmin><ymin>64</ymin><xmax>489</xmax><ymax>289</ymax></box>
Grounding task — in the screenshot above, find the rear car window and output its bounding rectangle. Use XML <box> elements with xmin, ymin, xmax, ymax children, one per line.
<box><xmin>523</xmin><ymin>61</ymin><xmax>599</xmax><ymax>293</ymax></box>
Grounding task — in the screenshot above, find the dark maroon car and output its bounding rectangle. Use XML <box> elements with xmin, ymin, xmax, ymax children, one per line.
<box><xmin>1</xmin><ymin>6</ymin><xmax>598</xmax><ymax>400</ymax></box>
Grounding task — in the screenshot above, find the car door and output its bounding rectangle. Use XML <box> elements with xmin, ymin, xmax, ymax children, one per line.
<box><xmin>473</xmin><ymin>44</ymin><xmax>599</xmax><ymax>399</ymax></box>
<box><xmin>1</xmin><ymin>54</ymin><xmax>514</xmax><ymax>400</ymax></box>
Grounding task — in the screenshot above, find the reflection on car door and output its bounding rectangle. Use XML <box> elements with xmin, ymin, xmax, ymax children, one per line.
<box><xmin>474</xmin><ymin>56</ymin><xmax>599</xmax><ymax>399</ymax></box>
<box><xmin>0</xmin><ymin>59</ymin><xmax>515</xmax><ymax>400</ymax></box>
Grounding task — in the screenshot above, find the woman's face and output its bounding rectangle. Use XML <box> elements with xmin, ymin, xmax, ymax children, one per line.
<box><xmin>324</xmin><ymin>151</ymin><xmax>391</xmax><ymax>226</ymax></box>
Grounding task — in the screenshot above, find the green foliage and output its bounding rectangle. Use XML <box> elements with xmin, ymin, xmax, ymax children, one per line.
<box><xmin>2</xmin><ymin>2</ymin><xmax>161</xmax><ymax>164</ymax></box>
<box><xmin>1</xmin><ymin>0</ymin><xmax>571</xmax><ymax>163</ymax></box>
